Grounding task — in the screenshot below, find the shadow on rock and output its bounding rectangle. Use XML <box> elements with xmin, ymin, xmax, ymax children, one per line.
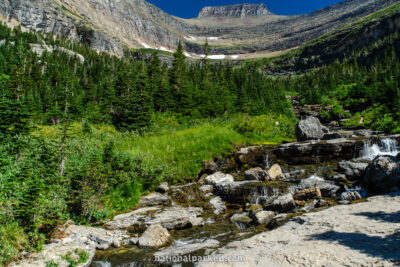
<box><xmin>309</xmin><ymin>230</ymin><xmax>400</xmax><ymax>262</ymax></box>
<box><xmin>354</xmin><ymin>211</ymin><xmax>400</xmax><ymax>223</ymax></box>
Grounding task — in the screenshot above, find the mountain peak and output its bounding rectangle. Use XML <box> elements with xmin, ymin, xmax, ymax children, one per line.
<box><xmin>198</xmin><ymin>3</ymin><xmax>271</xmax><ymax>18</ymax></box>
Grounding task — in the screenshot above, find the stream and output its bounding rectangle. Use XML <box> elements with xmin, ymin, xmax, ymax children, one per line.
<box><xmin>89</xmin><ymin>135</ymin><xmax>400</xmax><ymax>267</ymax></box>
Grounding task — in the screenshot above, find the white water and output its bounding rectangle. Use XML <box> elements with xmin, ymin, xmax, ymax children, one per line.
<box><xmin>92</xmin><ymin>261</ymin><xmax>111</xmax><ymax>267</ymax></box>
<box><xmin>359</xmin><ymin>138</ymin><xmax>398</xmax><ymax>160</ymax></box>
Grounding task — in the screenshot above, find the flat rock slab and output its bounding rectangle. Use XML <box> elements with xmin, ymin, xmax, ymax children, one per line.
<box><xmin>11</xmin><ymin>241</ymin><xmax>95</xmax><ymax>267</ymax></box>
<box><xmin>273</xmin><ymin>138</ymin><xmax>365</xmax><ymax>164</ymax></box>
<box><xmin>105</xmin><ymin>206</ymin><xmax>203</xmax><ymax>232</ymax></box>
<box><xmin>197</xmin><ymin>193</ymin><xmax>400</xmax><ymax>267</ymax></box>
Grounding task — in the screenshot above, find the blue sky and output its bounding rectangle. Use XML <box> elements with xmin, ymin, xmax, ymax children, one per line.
<box><xmin>146</xmin><ymin>0</ymin><xmax>344</xmax><ymax>18</ymax></box>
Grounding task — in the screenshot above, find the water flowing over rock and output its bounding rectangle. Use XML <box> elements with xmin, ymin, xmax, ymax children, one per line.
<box><xmin>359</xmin><ymin>138</ymin><xmax>399</xmax><ymax>160</ymax></box>
<box><xmin>364</xmin><ymin>155</ymin><xmax>400</xmax><ymax>194</ymax></box>
<box><xmin>209</xmin><ymin>196</ymin><xmax>226</xmax><ymax>215</ymax></box>
<box><xmin>155</xmin><ymin>239</ymin><xmax>220</xmax><ymax>260</ymax></box>
<box><xmin>295</xmin><ymin>116</ymin><xmax>327</xmax><ymax>141</ymax></box>
<box><xmin>138</xmin><ymin>224</ymin><xmax>171</xmax><ymax>248</ymax></box>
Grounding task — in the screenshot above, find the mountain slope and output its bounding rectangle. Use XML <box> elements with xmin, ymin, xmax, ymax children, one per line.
<box><xmin>1</xmin><ymin>0</ymin><xmax>399</xmax><ymax>58</ymax></box>
<box><xmin>259</xmin><ymin>2</ymin><xmax>400</xmax><ymax>74</ymax></box>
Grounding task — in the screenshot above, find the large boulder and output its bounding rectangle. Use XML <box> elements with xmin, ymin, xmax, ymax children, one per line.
<box><xmin>138</xmin><ymin>192</ymin><xmax>171</xmax><ymax>207</ymax></box>
<box><xmin>337</xmin><ymin>161</ymin><xmax>368</xmax><ymax>180</ymax></box>
<box><xmin>295</xmin><ymin>116</ymin><xmax>327</xmax><ymax>141</ymax></box>
<box><xmin>138</xmin><ymin>224</ymin><xmax>171</xmax><ymax>248</ymax></box>
<box><xmin>244</xmin><ymin>167</ymin><xmax>268</xmax><ymax>181</ymax></box>
<box><xmin>364</xmin><ymin>155</ymin><xmax>400</xmax><ymax>194</ymax></box>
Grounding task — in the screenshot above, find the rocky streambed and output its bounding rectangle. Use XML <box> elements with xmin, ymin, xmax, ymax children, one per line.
<box><xmin>13</xmin><ymin>117</ymin><xmax>400</xmax><ymax>267</ymax></box>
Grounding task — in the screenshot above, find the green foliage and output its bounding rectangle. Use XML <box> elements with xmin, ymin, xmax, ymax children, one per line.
<box><xmin>0</xmin><ymin>222</ymin><xmax>28</xmax><ymax>266</ymax></box>
<box><xmin>45</xmin><ymin>260</ymin><xmax>59</xmax><ymax>267</ymax></box>
<box><xmin>232</xmin><ymin>114</ymin><xmax>297</xmax><ymax>144</ymax></box>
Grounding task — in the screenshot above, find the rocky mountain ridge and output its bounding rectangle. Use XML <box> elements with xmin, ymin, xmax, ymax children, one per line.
<box><xmin>0</xmin><ymin>0</ymin><xmax>399</xmax><ymax>59</ymax></box>
<box><xmin>198</xmin><ymin>4</ymin><xmax>271</xmax><ymax>18</ymax></box>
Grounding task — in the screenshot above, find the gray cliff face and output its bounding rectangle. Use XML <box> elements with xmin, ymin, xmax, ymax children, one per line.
<box><xmin>0</xmin><ymin>0</ymin><xmax>399</xmax><ymax>59</ymax></box>
<box><xmin>198</xmin><ymin>4</ymin><xmax>271</xmax><ymax>18</ymax></box>
<box><xmin>0</xmin><ymin>0</ymin><xmax>124</xmax><ymax>57</ymax></box>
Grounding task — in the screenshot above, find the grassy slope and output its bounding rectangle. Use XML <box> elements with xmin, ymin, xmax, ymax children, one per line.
<box><xmin>35</xmin><ymin>115</ymin><xmax>296</xmax><ymax>183</ymax></box>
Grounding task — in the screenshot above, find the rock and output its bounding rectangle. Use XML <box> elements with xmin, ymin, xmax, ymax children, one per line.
<box><xmin>230</xmin><ymin>213</ymin><xmax>253</xmax><ymax>225</ymax></box>
<box><xmin>354</xmin><ymin>129</ymin><xmax>372</xmax><ymax>137</ymax></box>
<box><xmin>138</xmin><ymin>192</ymin><xmax>171</xmax><ymax>208</ymax></box>
<box><xmin>340</xmin><ymin>191</ymin><xmax>362</xmax><ymax>202</ymax></box>
<box><xmin>129</xmin><ymin>237</ymin><xmax>139</xmax><ymax>245</ymax></box>
<box><xmin>234</xmin><ymin>146</ymin><xmax>269</xmax><ymax>168</ymax></box>
<box><xmin>244</xmin><ymin>167</ymin><xmax>268</xmax><ymax>181</ymax></box>
<box><xmin>203</xmin><ymin>160</ymin><xmax>220</xmax><ymax>174</ymax></box>
<box><xmin>293</xmin><ymin>188</ymin><xmax>322</xmax><ymax>201</ymax></box>
<box><xmin>364</xmin><ymin>155</ymin><xmax>400</xmax><ymax>194</ymax></box>
<box><xmin>295</xmin><ymin>116</ymin><xmax>326</xmax><ymax>141</ymax></box>
<box><xmin>209</xmin><ymin>196</ymin><xmax>226</xmax><ymax>215</ymax></box>
<box><xmin>199</xmin><ymin>184</ymin><xmax>214</xmax><ymax>194</ymax></box>
<box><xmin>197</xmin><ymin>194</ymin><xmax>400</xmax><ymax>267</ymax></box>
<box><xmin>298</xmin><ymin>176</ymin><xmax>340</xmax><ymax>197</ymax></box>
<box><xmin>9</xmin><ymin>241</ymin><xmax>95</xmax><ymax>267</ymax></box>
<box><xmin>199</xmin><ymin>4</ymin><xmax>270</xmax><ymax>18</ymax></box>
<box><xmin>65</xmin><ymin>225</ymin><xmax>126</xmax><ymax>251</ymax></box>
<box><xmin>265</xmin><ymin>194</ymin><xmax>296</xmax><ymax>213</ymax></box>
<box><xmin>112</xmin><ymin>240</ymin><xmax>121</xmax><ymax>248</ymax></box>
<box><xmin>267</xmin><ymin>164</ymin><xmax>284</xmax><ymax>180</ymax></box>
<box><xmin>254</xmin><ymin>211</ymin><xmax>275</xmax><ymax>225</ymax></box>
<box><xmin>155</xmin><ymin>239</ymin><xmax>220</xmax><ymax>260</ymax></box>
<box><xmin>338</xmin><ymin>200</ymin><xmax>350</xmax><ymax>205</ymax></box>
<box><xmin>328</xmin><ymin>174</ymin><xmax>347</xmax><ymax>183</ymax></box>
<box><xmin>156</xmin><ymin>182</ymin><xmax>169</xmax><ymax>193</ymax></box>
<box><xmin>337</xmin><ymin>161</ymin><xmax>368</xmax><ymax>180</ymax></box>
<box><xmin>189</xmin><ymin>217</ymin><xmax>204</xmax><ymax>227</ymax></box>
<box><xmin>138</xmin><ymin>224</ymin><xmax>171</xmax><ymax>248</ymax></box>
<box><xmin>215</xmin><ymin>180</ymin><xmax>266</xmax><ymax>204</ymax></box>
<box><xmin>284</xmin><ymin>169</ymin><xmax>305</xmax><ymax>180</ymax></box>
<box><xmin>273</xmin><ymin>138</ymin><xmax>364</xmax><ymax>165</ymax></box>
<box><xmin>105</xmin><ymin>206</ymin><xmax>203</xmax><ymax>232</ymax></box>
<box><xmin>205</xmin><ymin>172</ymin><xmax>234</xmax><ymax>187</ymax></box>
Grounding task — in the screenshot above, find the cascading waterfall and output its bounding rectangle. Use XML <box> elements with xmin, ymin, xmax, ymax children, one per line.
<box><xmin>359</xmin><ymin>138</ymin><xmax>399</xmax><ymax>160</ymax></box>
